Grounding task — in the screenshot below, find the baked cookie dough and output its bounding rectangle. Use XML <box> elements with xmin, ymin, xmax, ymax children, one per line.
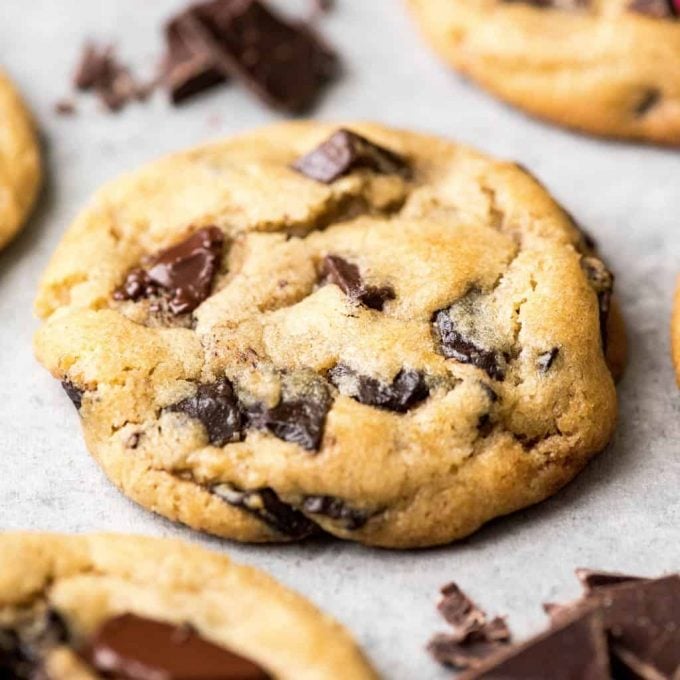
<box><xmin>407</xmin><ymin>0</ymin><xmax>680</xmax><ymax>145</ymax></box>
<box><xmin>0</xmin><ymin>68</ymin><xmax>41</xmax><ymax>249</ymax></box>
<box><xmin>672</xmin><ymin>277</ymin><xmax>680</xmax><ymax>386</ymax></box>
<box><xmin>0</xmin><ymin>532</ymin><xmax>377</xmax><ymax>679</ymax></box>
<box><xmin>34</xmin><ymin>122</ymin><xmax>619</xmax><ymax>548</ymax></box>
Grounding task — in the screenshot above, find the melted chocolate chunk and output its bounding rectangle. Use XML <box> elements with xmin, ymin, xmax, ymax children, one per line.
<box><xmin>293</xmin><ymin>129</ymin><xmax>411</xmax><ymax>183</ymax></box>
<box><xmin>580</xmin><ymin>256</ymin><xmax>614</xmax><ymax>350</ymax></box>
<box><xmin>459</xmin><ymin>609</ymin><xmax>611</xmax><ymax>679</ymax></box>
<box><xmin>434</xmin><ymin>310</ymin><xmax>506</xmax><ymax>381</ymax></box>
<box><xmin>89</xmin><ymin>613</ymin><xmax>271</xmax><ymax>680</ymax></box>
<box><xmin>163</xmin><ymin>15</ymin><xmax>227</xmax><ymax>104</ymax></box>
<box><xmin>320</xmin><ymin>255</ymin><xmax>395</xmax><ymax>310</ymax></box>
<box><xmin>628</xmin><ymin>0</ymin><xmax>678</xmax><ymax>18</ymax></box>
<box><xmin>179</xmin><ymin>0</ymin><xmax>338</xmax><ymax>113</ymax></box>
<box><xmin>328</xmin><ymin>364</ymin><xmax>429</xmax><ymax>412</ymax></box>
<box><xmin>302</xmin><ymin>495</ymin><xmax>370</xmax><ymax>530</ymax></box>
<box><xmin>537</xmin><ymin>347</ymin><xmax>559</xmax><ymax>373</ymax></box>
<box><xmin>61</xmin><ymin>380</ymin><xmax>84</xmax><ymax>410</ymax></box>
<box><xmin>211</xmin><ymin>484</ymin><xmax>318</xmax><ymax>539</ymax></box>
<box><xmin>114</xmin><ymin>226</ymin><xmax>224</xmax><ymax>315</ymax></box>
<box><xmin>169</xmin><ymin>378</ymin><xmax>244</xmax><ymax>446</ymax></box>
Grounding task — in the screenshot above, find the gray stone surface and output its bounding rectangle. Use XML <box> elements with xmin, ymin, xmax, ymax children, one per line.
<box><xmin>0</xmin><ymin>1</ymin><xmax>678</xmax><ymax>678</ymax></box>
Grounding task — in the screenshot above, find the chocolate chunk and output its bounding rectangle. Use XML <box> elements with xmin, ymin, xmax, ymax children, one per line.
<box><xmin>169</xmin><ymin>377</ymin><xmax>244</xmax><ymax>446</ymax></box>
<box><xmin>211</xmin><ymin>484</ymin><xmax>318</xmax><ymax>539</ymax></box>
<box><xmin>595</xmin><ymin>575</ymin><xmax>680</xmax><ymax>679</ymax></box>
<box><xmin>89</xmin><ymin>613</ymin><xmax>271</xmax><ymax>680</ymax></box>
<box><xmin>302</xmin><ymin>495</ymin><xmax>370</xmax><ymax>530</ymax></box>
<box><xmin>246</xmin><ymin>374</ymin><xmax>331</xmax><ymax>451</ymax></box>
<box><xmin>635</xmin><ymin>88</ymin><xmax>662</xmax><ymax>116</ymax></box>
<box><xmin>178</xmin><ymin>0</ymin><xmax>338</xmax><ymax>113</ymax></box>
<box><xmin>575</xmin><ymin>568</ymin><xmax>646</xmax><ymax>592</ymax></box>
<box><xmin>437</xmin><ymin>582</ymin><xmax>489</xmax><ymax>639</ymax></box>
<box><xmin>61</xmin><ymin>380</ymin><xmax>84</xmax><ymax>410</ymax></box>
<box><xmin>434</xmin><ymin>309</ymin><xmax>506</xmax><ymax>381</ymax></box>
<box><xmin>459</xmin><ymin>608</ymin><xmax>611</xmax><ymax>680</ymax></box>
<box><xmin>328</xmin><ymin>364</ymin><xmax>429</xmax><ymax>413</ymax></box>
<box><xmin>628</xmin><ymin>0</ymin><xmax>678</xmax><ymax>18</ymax></box>
<box><xmin>163</xmin><ymin>15</ymin><xmax>226</xmax><ymax>104</ymax></box>
<box><xmin>114</xmin><ymin>226</ymin><xmax>224</xmax><ymax>315</ymax></box>
<box><xmin>293</xmin><ymin>129</ymin><xmax>411</xmax><ymax>183</ymax></box>
<box><xmin>537</xmin><ymin>347</ymin><xmax>559</xmax><ymax>372</ymax></box>
<box><xmin>580</xmin><ymin>256</ymin><xmax>614</xmax><ymax>350</ymax></box>
<box><xmin>320</xmin><ymin>255</ymin><xmax>395</xmax><ymax>310</ymax></box>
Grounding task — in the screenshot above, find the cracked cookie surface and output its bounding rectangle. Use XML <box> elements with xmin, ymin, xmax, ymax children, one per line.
<box><xmin>0</xmin><ymin>68</ymin><xmax>41</xmax><ymax>249</ymax></box>
<box><xmin>0</xmin><ymin>532</ymin><xmax>377</xmax><ymax>680</ymax></box>
<box><xmin>407</xmin><ymin>0</ymin><xmax>680</xmax><ymax>145</ymax></box>
<box><xmin>34</xmin><ymin>121</ymin><xmax>619</xmax><ymax>548</ymax></box>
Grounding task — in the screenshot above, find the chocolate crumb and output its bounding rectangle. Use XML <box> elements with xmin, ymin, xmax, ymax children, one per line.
<box><xmin>54</xmin><ymin>99</ymin><xmax>77</xmax><ymax>116</ymax></box>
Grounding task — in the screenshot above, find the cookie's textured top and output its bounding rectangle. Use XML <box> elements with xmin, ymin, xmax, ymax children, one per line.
<box><xmin>0</xmin><ymin>533</ymin><xmax>377</xmax><ymax>679</ymax></box>
<box><xmin>0</xmin><ymin>68</ymin><xmax>41</xmax><ymax>249</ymax></box>
<box><xmin>34</xmin><ymin>122</ymin><xmax>617</xmax><ymax>548</ymax></box>
<box><xmin>407</xmin><ymin>0</ymin><xmax>680</xmax><ymax>145</ymax></box>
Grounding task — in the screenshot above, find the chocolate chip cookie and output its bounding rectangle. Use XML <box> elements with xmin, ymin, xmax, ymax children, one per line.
<box><xmin>0</xmin><ymin>532</ymin><xmax>377</xmax><ymax>679</ymax></box>
<box><xmin>34</xmin><ymin>122</ymin><xmax>619</xmax><ymax>548</ymax></box>
<box><xmin>407</xmin><ymin>0</ymin><xmax>680</xmax><ymax>145</ymax></box>
<box><xmin>0</xmin><ymin>68</ymin><xmax>41</xmax><ymax>250</ymax></box>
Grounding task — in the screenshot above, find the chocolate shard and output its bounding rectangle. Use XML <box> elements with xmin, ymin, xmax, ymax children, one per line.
<box><xmin>169</xmin><ymin>377</ymin><xmax>244</xmax><ymax>446</ymax></box>
<box><xmin>537</xmin><ymin>347</ymin><xmax>559</xmax><ymax>373</ymax></box>
<box><xmin>434</xmin><ymin>309</ymin><xmax>506</xmax><ymax>381</ymax></box>
<box><xmin>302</xmin><ymin>495</ymin><xmax>370</xmax><ymax>530</ymax></box>
<box><xmin>595</xmin><ymin>575</ymin><xmax>680</xmax><ymax>679</ymax></box>
<box><xmin>293</xmin><ymin>128</ymin><xmax>411</xmax><ymax>184</ymax></box>
<box><xmin>180</xmin><ymin>0</ymin><xmax>338</xmax><ymax>113</ymax></box>
<box><xmin>628</xmin><ymin>0</ymin><xmax>678</xmax><ymax>18</ymax></box>
<box><xmin>328</xmin><ymin>364</ymin><xmax>429</xmax><ymax>413</ymax></box>
<box><xmin>321</xmin><ymin>255</ymin><xmax>395</xmax><ymax>311</ymax></box>
<box><xmin>162</xmin><ymin>15</ymin><xmax>227</xmax><ymax>104</ymax></box>
<box><xmin>61</xmin><ymin>380</ymin><xmax>84</xmax><ymax>411</ymax></box>
<box><xmin>428</xmin><ymin>635</ymin><xmax>509</xmax><ymax>671</ymax></box>
<box><xmin>580</xmin><ymin>256</ymin><xmax>614</xmax><ymax>350</ymax></box>
<box><xmin>114</xmin><ymin>226</ymin><xmax>224</xmax><ymax>315</ymax></box>
<box><xmin>459</xmin><ymin>608</ymin><xmax>611</xmax><ymax>680</ymax></box>
<box><xmin>437</xmin><ymin>582</ymin><xmax>488</xmax><ymax>639</ymax></box>
<box><xmin>211</xmin><ymin>483</ymin><xmax>319</xmax><ymax>539</ymax></box>
<box><xmin>575</xmin><ymin>568</ymin><xmax>647</xmax><ymax>593</ymax></box>
<box><xmin>88</xmin><ymin>613</ymin><xmax>271</xmax><ymax>680</ymax></box>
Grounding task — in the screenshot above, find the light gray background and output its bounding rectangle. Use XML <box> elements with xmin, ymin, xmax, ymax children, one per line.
<box><xmin>1</xmin><ymin>2</ymin><xmax>678</xmax><ymax>677</ymax></box>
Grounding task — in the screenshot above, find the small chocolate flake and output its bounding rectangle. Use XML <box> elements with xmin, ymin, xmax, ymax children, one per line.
<box><xmin>628</xmin><ymin>0</ymin><xmax>678</xmax><ymax>18</ymax></box>
<box><xmin>302</xmin><ymin>495</ymin><xmax>370</xmax><ymax>530</ymax></box>
<box><xmin>321</xmin><ymin>255</ymin><xmax>395</xmax><ymax>311</ymax></box>
<box><xmin>169</xmin><ymin>377</ymin><xmax>244</xmax><ymax>446</ymax></box>
<box><xmin>211</xmin><ymin>484</ymin><xmax>318</xmax><ymax>539</ymax></box>
<box><xmin>61</xmin><ymin>381</ymin><xmax>84</xmax><ymax>411</ymax></box>
<box><xmin>537</xmin><ymin>347</ymin><xmax>559</xmax><ymax>372</ymax></box>
<box><xmin>89</xmin><ymin>613</ymin><xmax>271</xmax><ymax>680</ymax></box>
<box><xmin>293</xmin><ymin>129</ymin><xmax>411</xmax><ymax>183</ymax></box>
<box><xmin>114</xmin><ymin>226</ymin><xmax>224</xmax><ymax>315</ymax></box>
<box><xmin>54</xmin><ymin>99</ymin><xmax>76</xmax><ymax>116</ymax></box>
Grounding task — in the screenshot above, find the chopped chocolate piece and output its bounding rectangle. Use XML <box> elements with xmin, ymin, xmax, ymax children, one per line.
<box><xmin>537</xmin><ymin>347</ymin><xmax>559</xmax><ymax>372</ymax></box>
<box><xmin>74</xmin><ymin>42</ymin><xmax>114</xmax><ymax>91</ymax></box>
<box><xmin>628</xmin><ymin>0</ymin><xmax>678</xmax><ymax>18</ymax></box>
<box><xmin>211</xmin><ymin>484</ymin><xmax>318</xmax><ymax>539</ymax></box>
<box><xmin>437</xmin><ymin>582</ymin><xmax>488</xmax><ymax>638</ymax></box>
<box><xmin>114</xmin><ymin>226</ymin><xmax>224</xmax><ymax>315</ymax></box>
<box><xmin>320</xmin><ymin>255</ymin><xmax>395</xmax><ymax>311</ymax></box>
<box><xmin>246</xmin><ymin>374</ymin><xmax>331</xmax><ymax>451</ymax></box>
<box><xmin>169</xmin><ymin>377</ymin><xmax>244</xmax><ymax>446</ymax></box>
<box><xmin>328</xmin><ymin>364</ymin><xmax>429</xmax><ymax>413</ymax></box>
<box><xmin>434</xmin><ymin>309</ymin><xmax>506</xmax><ymax>381</ymax></box>
<box><xmin>580</xmin><ymin>256</ymin><xmax>614</xmax><ymax>350</ymax></box>
<box><xmin>428</xmin><ymin>635</ymin><xmax>509</xmax><ymax>671</ymax></box>
<box><xmin>89</xmin><ymin>613</ymin><xmax>271</xmax><ymax>679</ymax></box>
<box><xmin>54</xmin><ymin>98</ymin><xmax>77</xmax><ymax>116</ymax></box>
<box><xmin>179</xmin><ymin>0</ymin><xmax>338</xmax><ymax>113</ymax></box>
<box><xmin>596</xmin><ymin>575</ymin><xmax>680</xmax><ymax>679</ymax></box>
<box><xmin>458</xmin><ymin>608</ymin><xmax>611</xmax><ymax>680</ymax></box>
<box><xmin>293</xmin><ymin>129</ymin><xmax>410</xmax><ymax>183</ymax></box>
<box><xmin>61</xmin><ymin>380</ymin><xmax>84</xmax><ymax>410</ymax></box>
<box><xmin>163</xmin><ymin>15</ymin><xmax>226</xmax><ymax>104</ymax></box>
<box><xmin>302</xmin><ymin>495</ymin><xmax>370</xmax><ymax>530</ymax></box>
<box><xmin>575</xmin><ymin>568</ymin><xmax>646</xmax><ymax>592</ymax></box>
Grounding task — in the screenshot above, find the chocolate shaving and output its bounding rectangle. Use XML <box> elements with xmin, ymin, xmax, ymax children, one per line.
<box><xmin>320</xmin><ymin>255</ymin><xmax>395</xmax><ymax>311</ymax></box>
<box><xmin>293</xmin><ymin>128</ymin><xmax>411</xmax><ymax>183</ymax></box>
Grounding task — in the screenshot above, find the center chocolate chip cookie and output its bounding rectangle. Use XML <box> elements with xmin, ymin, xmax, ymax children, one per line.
<box><xmin>34</xmin><ymin>122</ymin><xmax>620</xmax><ymax>548</ymax></box>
